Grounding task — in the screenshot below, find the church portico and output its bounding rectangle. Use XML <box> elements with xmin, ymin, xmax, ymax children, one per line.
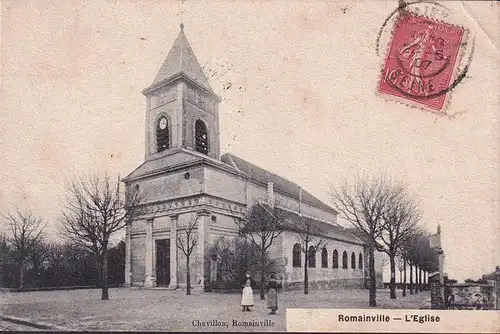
<box><xmin>127</xmin><ymin>194</ymin><xmax>247</xmax><ymax>289</ymax></box>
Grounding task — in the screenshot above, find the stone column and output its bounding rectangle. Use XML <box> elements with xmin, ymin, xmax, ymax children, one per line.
<box><xmin>169</xmin><ymin>215</ymin><xmax>178</xmax><ymax>289</ymax></box>
<box><xmin>124</xmin><ymin>224</ymin><xmax>132</xmax><ymax>287</ymax></box>
<box><xmin>195</xmin><ymin>210</ymin><xmax>210</xmax><ymax>290</ymax></box>
<box><xmin>144</xmin><ymin>218</ymin><xmax>154</xmax><ymax>287</ymax></box>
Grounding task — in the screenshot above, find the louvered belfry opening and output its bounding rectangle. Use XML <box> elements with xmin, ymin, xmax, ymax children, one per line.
<box><xmin>195</xmin><ymin>120</ymin><xmax>209</xmax><ymax>154</ymax></box>
<box><xmin>156</xmin><ymin>118</ymin><xmax>169</xmax><ymax>152</ymax></box>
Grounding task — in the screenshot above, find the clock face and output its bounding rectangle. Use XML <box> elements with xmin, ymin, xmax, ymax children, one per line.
<box><xmin>159</xmin><ymin>117</ymin><xmax>167</xmax><ymax>130</ymax></box>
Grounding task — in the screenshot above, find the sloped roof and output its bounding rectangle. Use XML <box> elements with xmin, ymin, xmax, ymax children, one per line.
<box><xmin>152</xmin><ymin>26</ymin><xmax>212</xmax><ymax>92</ymax></box>
<box><xmin>122</xmin><ymin>150</ymin><xmax>203</xmax><ymax>181</ymax></box>
<box><xmin>345</xmin><ymin>227</ymin><xmax>369</xmax><ymax>242</ymax></box>
<box><xmin>482</xmin><ymin>266</ymin><xmax>500</xmax><ymax>279</ymax></box>
<box><xmin>221</xmin><ymin>153</ymin><xmax>336</xmax><ymax>213</ymax></box>
<box><xmin>281</xmin><ymin>210</ymin><xmax>363</xmax><ymax>245</ymax></box>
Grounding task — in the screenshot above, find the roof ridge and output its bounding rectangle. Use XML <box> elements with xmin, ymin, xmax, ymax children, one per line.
<box><xmin>221</xmin><ymin>153</ymin><xmax>336</xmax><ymax>214</ymax></box>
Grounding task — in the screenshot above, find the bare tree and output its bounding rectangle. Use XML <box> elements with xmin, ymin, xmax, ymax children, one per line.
<box><xmin>414</xmin><ymin>231</ymin><xmax>439</xmax><ymax>291</ymax></box>
<box><xmin>177</xmin><ymin>214</ymin><xmax>199</xmax><ymax>295</ymax></box>
<box><xmin>380</xmin><ymin>184</ymin><xmax>422</xmax><ymax>299</ymax></box>
<box><xmin>293</xmin><ymin>215</ymin><xmax>329</xmax><ymax>294</ymax></box>
<box><xmin>59</xmin><ymin>173</ymin><xmax>141</xmax><ymax>300</ymax></box>
<box><xmin>235</xmin><ymin>201</ymin><xmax>287</xmax><ymax>300</ymax></box>
<box><xmin>27</xmin><ymin>241</ymin><xmax>51</xmax><ymax>286</ymax></box>
<box><xmin>0</xmin><ymin>233</ymin><xmax>12</xmax><ymax>287</ymax></box>
<box><xmin>207</xmin><ymin>236</ymin><xmax>260</xmax><ymax>283</ymax></box>
<box><xmin>46</xmin><ymin>242</ymin><xmax>67</xmax><ymax>273</ymax></box>
<box><xmin>402</xmin><ymin>227</ymin><xmax>425</xmax><ymax>295</ymax></box>
<box><xmin>396</xmin><ymin>256</ymin><xmax>404</xmax><ymax>289</ymax></box>
<box><xmin>397</xmin><ymin>246</ymin><xmax>409</xmax><ymax>297</ymax></box>
<box><xmin>330</xmin><ymin>176</ymin><xmax>392</xmax><ymax>307</ymax></box>
<box><xmin>5</xmin><ymin>210</ymin><xmax>45</xmax><ymax>290</ymax></box>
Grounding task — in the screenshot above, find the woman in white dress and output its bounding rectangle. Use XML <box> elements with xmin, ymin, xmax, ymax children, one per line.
<box><xmin>241</xmin><ymin>273</ymin><xmax>254</xmax><ymax>312</ymax></box>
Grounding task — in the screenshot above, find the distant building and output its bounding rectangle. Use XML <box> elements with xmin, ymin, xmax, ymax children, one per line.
<box><xmin>482</xmin><ymin>265</ymin><xmax>500</xmax><ymax>309</ymax></box>
<box><xmin>122</xmin><ymin>25</ymin><xmax>373</xmax><ymax>291</ymax></box>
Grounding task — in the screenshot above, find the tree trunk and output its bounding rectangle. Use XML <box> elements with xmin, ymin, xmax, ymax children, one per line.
<box><xmin>402</xmin><ymin>258</ymin><xmax>407</xmax><ymax>297</ymax></box>
<box><xmin>389</xmin><ymin>254</ymin><xmax>396</xmax><ymax>299</ymax></box>
<box><xmin>96</xmin><ymin>254</ymin><xmax>102</xmax><ymax>288</ymax></box>
<box><xmin>419</xmin><ymin>267</ymin><xmax>423</xmax><ymax>292</ymax></box>
<box><xmin>101</xmin><ymin>242</ymin><xmax>109</xmax><ymax>300</ymax></box>
<box><xmin>368</xmin><ymin>245</ymin><xmax>377</xmax><ymax>307</ymax></box>
<box><xmin>186</xmin><ymin>255</ymin><xmax>191</xmax><ymax>295</ymax></box>
<box><xmin>260</xmin><ymin>248</ymin><xmax>266</xmax><ymax>300</ymax></box>
<box><xmin>399</xmin><ymin>270</ymin><xmax>402</xmax><ymax>289</ymax></box>
<box><xmin>304</xmin><ymin>248</ymin><xmax>309</xmax><ymax>295</ymax></box>
<box><xmin>409</xmin><ymin>262</ymin><xmax>413</xmax><ymax>295</ymax></box>
<box><xmin>19</xmin><ymin>258</ymin><xmax>25</xmax><ymax>291</ymax></box>
<box><xmin>414</xmin><ymin>264</ymin><xmax>418</xmax><ymax>294</ymax></box>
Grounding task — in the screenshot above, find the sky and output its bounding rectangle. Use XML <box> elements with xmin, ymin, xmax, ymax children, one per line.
<box><xmin>1</xmin><ymin>0</ymin><xmax>499</xmax><ymax>282</ymax></box>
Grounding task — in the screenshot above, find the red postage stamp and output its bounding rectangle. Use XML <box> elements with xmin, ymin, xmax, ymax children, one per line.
<box><xmin>378</xmin><ymin>14</ymin><xmax>466</xmax><ymax>111</ymax></box>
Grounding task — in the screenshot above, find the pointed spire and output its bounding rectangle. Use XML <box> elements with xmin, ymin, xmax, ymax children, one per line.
<box><xmin>151</xmin><ymin>24</ymin><xmax>212</xmax><ymax>91</ymax></box>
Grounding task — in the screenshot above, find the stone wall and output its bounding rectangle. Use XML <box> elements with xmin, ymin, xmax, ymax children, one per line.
<box><xmin>278</xmin><ymin>231</ymin><xmax>365</xmax><ymax>290</ymax></box>
<box><xmin>204</xmin><ymin>168</ymin><xmax>246</xmax><ymax>204</ymax></box>
<box><xmin>130</xmin><ymin>236</ymin><xmax>146</xmax><ymax>285</ymax></box>
<box><xmin>286</xmin><ymin>278</ymin><xmax>365</xmax><ymax>291</ymax></box>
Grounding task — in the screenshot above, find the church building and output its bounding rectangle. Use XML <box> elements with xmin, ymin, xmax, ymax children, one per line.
<box><xmin>123</xmin><ymin>25</ymin><xmax>382</xmax><ymax>291</ymax></box>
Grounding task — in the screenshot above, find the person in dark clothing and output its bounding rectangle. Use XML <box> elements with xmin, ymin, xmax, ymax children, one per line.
<box><xmin>266</xmin><ymin>273</ymin><xmax>278</xmax><ymax>314</ymax></box>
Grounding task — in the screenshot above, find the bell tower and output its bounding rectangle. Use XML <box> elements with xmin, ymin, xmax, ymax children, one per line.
<box><xmin>142</xmin><ymin>24</ymin><xmax>221</xmax><ymax>161</ymax></box>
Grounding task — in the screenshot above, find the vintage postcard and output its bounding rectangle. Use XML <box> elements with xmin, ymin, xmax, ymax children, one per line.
<box><xmin>0</xmin><ymin>0</ymin><xmax>499</xmax><ymax>332</ymax></box>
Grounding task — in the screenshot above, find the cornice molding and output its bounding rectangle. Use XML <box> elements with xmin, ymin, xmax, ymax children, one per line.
<box><xmin>142</xmin><ymin>73</ymin><xmax>222</xmax><ymax>103</ymax></box>
<box><xmin>133</xmin><ymin>194</ymin><xmax>247</xmax><ymax>220</ymax></box>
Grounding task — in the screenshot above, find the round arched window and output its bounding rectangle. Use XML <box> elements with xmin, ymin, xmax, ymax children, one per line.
<box><xmin>195</xmin><ymin>120</ymin><xmax>209</xmax><ymax>155</ymax></box>
<box><xmin>156</xmin><ymin>116</ymin><xmax>169</xmax><ymax>152</ymax></box>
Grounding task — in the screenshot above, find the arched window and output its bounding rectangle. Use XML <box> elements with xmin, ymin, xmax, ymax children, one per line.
<box><xmin>292</xmin><ymin>243</ymin><xmax>301</xmax><ymax>268</ymax></box>
<box><xmin>156</xmin><ymin>116</ymin><xmax>169</xmax><ymax>152</ymax></box>
<box><xmin>195</xmin><ymin>120</ymin><xmax>209</xmax><ymax>154</ymax></box>
<box><xmin>342</xmin><ymin>251</ymin><xmax>348</xmax><ymax>269</ymax></box>
<box><xmin>321</xmin><ymin>248</ymin><xmax>328</xmax><ymax>268</ymax></box>
<box><xmin>358</xmin><ymin>253</ymin><xmax>363</xmax><ymax>270</ymax></box>
<box><xmin>332</xmin><ymin>249</ymin><xmax>338</xmax><ymax>269</ymax></box>
<box><xmin>351</xmin><ymin>252</ymin><xmax>356</xmax><ymax>269</ymax></box>
<box><xmin>308</xmin><ymin>246</ymin><xmax>316</xmax><ymax>268</ymax></box>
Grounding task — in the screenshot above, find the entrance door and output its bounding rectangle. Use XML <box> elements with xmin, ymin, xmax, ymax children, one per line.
<box><xmin>155</xmin><ymin>239</ymin><xmax>170</xmax><ymax>286</ymax></box>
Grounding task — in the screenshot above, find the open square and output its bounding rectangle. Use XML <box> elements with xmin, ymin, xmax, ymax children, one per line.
<box><xmin>0</xmin><ymin>288</ymin><xmax>429</xmax><ymax>331</ymax></box>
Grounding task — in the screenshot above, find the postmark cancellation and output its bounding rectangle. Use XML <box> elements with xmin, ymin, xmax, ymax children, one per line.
<box><xmin>377</xmin><ymin>2</ymin><xmax>474</xmax><ymax>114</ymax></box>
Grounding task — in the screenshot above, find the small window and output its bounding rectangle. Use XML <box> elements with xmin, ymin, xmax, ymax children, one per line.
<box><xmin>184</xmin><ymin>172</ymin><xmax>190</xmax><ymax>180</ymax></box>
<box><xmin>342</xmin><ymin>251</ymin><xmax>348</xmax><ymax>269</ymax></box>
<box><xmin>308</xmin><ymin>246</ymin><xmax>316</xmax><ymax>268</ymax></box>
<box><xmin>332</xmin><ymin>249</ymin><xmax>338</xmax><ymax>269</ymax></box>
<box><xmin>156</xmin><ymin>116</ymin><xmax>169</xmax><ymax>152</ymax></box>
<box><xmin>292</xmin><ymin>243</ymin><xmax>301</xmax><ymax>268</ymax></box>
<box><xmin>321</xmin><ymin>248</ymin><xmax>328</xmax><ymax>268</ymax></box>
<box><xmin>351</xmin><ymin>252</ymin><xmax>356</xmax><ymax>269</ymax></box>
<box><xmin>358</xmin><ymin>253</ymin><xmax>363</xmax><ymax>270</ymax></box>
<box><xmin>195</xmin><ymin>120</ymin><xmax>209</xmax><ymax>155</ymax></box>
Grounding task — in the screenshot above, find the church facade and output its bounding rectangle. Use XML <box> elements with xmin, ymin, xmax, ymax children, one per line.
<box><xmin>122</xmin><ymin>26</ymin><xmax>383</xmax><ymax>291</ymax></box>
